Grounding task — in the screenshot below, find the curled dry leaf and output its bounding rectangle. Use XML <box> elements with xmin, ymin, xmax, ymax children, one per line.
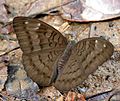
<box><xmin>61</xmin><ymin>0</ymin><xmax>120</xmax><ymax>22</ymax></box>
<box><xmin>6</xmin><ymin>0</ymin><xmax>67</xmax><ymax>16</ymax></box>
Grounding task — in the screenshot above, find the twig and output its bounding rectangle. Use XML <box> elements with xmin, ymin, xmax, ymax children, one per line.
<box><xmin>86</xmin><ymin>90</ymin><xmax>113</xmax><ymax>101</ymax></box>
<box><xmin>0</xmin><ymin>46</ymin><xmax>20</xmax><ymax>57</ymax></box>
<box><xmin>106</xmin><ymin>89</ymin><xmax>120</xmax><ymax>101</ymax></box>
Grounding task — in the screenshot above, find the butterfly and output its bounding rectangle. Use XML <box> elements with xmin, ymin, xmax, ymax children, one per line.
<box><xmin>13</xmin><ymin>17</ymin><xmax>114</xmax><ymax>92</ymax></box>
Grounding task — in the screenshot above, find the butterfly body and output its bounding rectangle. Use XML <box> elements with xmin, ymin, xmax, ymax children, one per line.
<box><xmin>13</xmin><ymin>17</ymin><xmax>114</xmax><ymax>92</ymax></box>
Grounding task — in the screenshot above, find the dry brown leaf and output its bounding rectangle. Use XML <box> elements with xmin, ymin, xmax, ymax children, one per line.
<box><xmin>61</xmin><ymin>0</ymin><xmax>120</xmax><ymax>22</ymax></box>
<box><xmin>6</xmin><ymin>64</ymin><xmax>39</xmax><ymax>100</ymax></box>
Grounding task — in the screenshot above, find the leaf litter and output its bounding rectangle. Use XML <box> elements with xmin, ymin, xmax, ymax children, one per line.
<box><xmin>0</xmin><ymin>0</ymin><xmax>120</xmax><ymax>100</ymax></box>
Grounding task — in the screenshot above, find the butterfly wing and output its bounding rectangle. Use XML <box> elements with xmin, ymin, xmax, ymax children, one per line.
<box><xmin>13</xmin><ymin>17</ymin><xmax>68</xmax><ymax>86</ymax></box>
<box><xmin>54</xmin><ymin>37</ymin><xmax>114</xmax><ymax>92</ymax></box>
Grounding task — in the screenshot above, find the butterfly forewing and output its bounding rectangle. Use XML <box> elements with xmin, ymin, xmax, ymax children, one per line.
<box><xmin>13</xmin><ymin>17</ymin><xmax>68</xmax><ymax>86</ymax></box>
<box><xmin>54</xmin><ymin>37</ymin><xmax>114</xmax><ymax>92</ymax></box>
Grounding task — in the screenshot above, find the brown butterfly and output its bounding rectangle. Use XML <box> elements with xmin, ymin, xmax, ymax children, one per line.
<box><xmin>13</xmin><ymin>17</ymin><xmax>114</xmax><ymax>92</ymax></box>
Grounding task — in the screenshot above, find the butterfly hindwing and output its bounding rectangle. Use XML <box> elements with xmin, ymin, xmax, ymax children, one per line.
<box><xmin>13</xmin><ymin>17</ymin><xmax>68</xmax><ymax>86</ymax></box>
<box><xmin>54</xmin><ymin>37</ymin><xmax>114</xmax><ymax>92</ymax></box>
